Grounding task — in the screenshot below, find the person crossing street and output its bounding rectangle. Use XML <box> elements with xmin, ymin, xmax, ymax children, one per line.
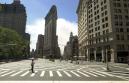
<box><xmin>31</xmin><ymin>59</ymin><xmax>35</xmax><ymax>73</ymax></box>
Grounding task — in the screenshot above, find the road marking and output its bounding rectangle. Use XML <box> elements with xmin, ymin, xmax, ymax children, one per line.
<box><xmin>30</xmin><ymin>71</ymin><xmax>38</xmax><ymax>77</ymax></box>
<box><xmin>90</xmin><ymin>71</ymin><xmax>106</xmax><ymax>77</ymax></box>
<box><xmin>115</xmin><ymin>76</ymin><xmax>129</xmax><ymax>81</ymax></box>
<box><xmin>10</xmin><ymin>71</ymin><xmax>23</xmax><ymax>77</ymax></box>
<box><xmin>63</xmin><ymin>71</ymin><xmax>72</xmax><ymax>77</ymax></box>
<box><xmin>102</xmin><ymin>67</ymin><xmax>106</xmax><ymax>70</ymax></box>
<box><xmin>56</xmin><ymin>71</ymin><xmax>62</xmax><ymax>77</ymax></box>
<box><xmin>0</xmin><ymin>71</ymin><xmax>9</xmax><ymax>75</ymax></box>
<box><xmin>95</xmin><ymin>71</ymin><xmax>114</xmax><ymax>77</ymax></box>
<box><xmin>71</xmin><ymin>71</ymin><xmax>80</xmax><ymax>77</ymax></box>
<box><xmin>1</xmin><ymin>71</ymin><xmax>15</xmax><ymax>77</ymax></box>
<box><xmin>126</xmin><ymin>68</ymin><xmax>129</xmax><ymax>70</ymax></box>
<box><xmin>20</xmin><ymin>71</ymin><xmax>29</xmax><ymax>77</ymax></box>
<box><xmin>77</xmin><ymin>71</ymin><xmax>90</xmax><ymax>77</ymax></box>
<box><xmin>83</xmin><ymin>71</ymin><xmax>98</xmax><ymax>77</ymax></box>
<box><xmin>110</xmin><ymin>72</ymin><xmax>129</xmax><ymax>76</ymax></box>
<box><xmin>40</xmin><ymin>71</ymin><xmax>45</xmax><ymax>77</ymax></box>
<box><xmin>112</xmin><ymin>65</ymin><xmax>125</xmax><ymax>69</ymax></box>
<box><xmin>49</xmin><ymin>71</ymin><xmax>53</xmax><ymax>77</ymax></box>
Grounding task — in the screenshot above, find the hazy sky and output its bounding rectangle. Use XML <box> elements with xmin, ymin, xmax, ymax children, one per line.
<box><xmin>0</xmin><ymin>0</ymin><xmax>79</xmax><ymax>54</ymax></box>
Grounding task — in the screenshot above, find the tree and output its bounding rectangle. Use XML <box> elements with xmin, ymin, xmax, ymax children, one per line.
<box><xmin>0</xmin><ymin>26</ymin><xmax>29</xmax><ymax>61</ymax></box>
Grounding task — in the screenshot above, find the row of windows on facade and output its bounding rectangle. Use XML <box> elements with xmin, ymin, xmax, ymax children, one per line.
<box><xmin>117</xmin><ymin>44</ymin><xmax>129</xmax><ymax>50</ymax></box>
<box><xmin>115</xmin><ymin>21</ymin><xmax>129</xmax><ymax>26</ymax></box>
<box><xmin>89</xmin><ymin>20</ymin><xmax>129</xmax><ymax>30</ymax></box>
<box><xmin>89</xmin><ymin>27</ymin><xmax>129</xmax><ymax>34</ymax></box>
<box><xmin>89</xmin><ymin>29</ymin><xmax>109</xmax><ymax>38</ymax></box>
<box><xmin>116</xmin><ymin>34</ymin><xmax>129</xmax><ymax>40</ymax></box>
<box><xmin>114</xmin><ymin>15</ymin><xmax>129</xmax><ymax>20</ymax></box>
<box><xmin>88</xmin><ymin>37</ymin><xmax>110</xmax><ymax>45</ymax></box>
<box><xmin>114</xmin><ymin>8</ymin><xmax>129</xmax><ymax>14</ymax></box>
<box><xmin>88</xmin><ymin>5</ymin><xmax>107</xmax><ymax>15</ymax></box>
<box><xmin>88</xmin><ymin>10</ymin><xmax>108</xmax><ymax>23</ymax></box>
<box><xmin>89</xmin><ymin>20</ymin><xmax>108</xmax><ymax>29</ymax></box>
<box><xmin>116</xmin><ymin>28</ymin><xmax>129</xmax><ymax>33</ymax></box>
<box><xmin>113</xmin><ymin>2</ymin><xmax>129</xmax><ymax>8</ymax></box>
<box><xmin>115</xmin><ymin>0</ymin><xmax>129</xmax><ymax>1</ymax></box>
<box><xmin>88</xmin><ymin>0</ymin><xmax>107</xmax><ymax>9</ymax></box>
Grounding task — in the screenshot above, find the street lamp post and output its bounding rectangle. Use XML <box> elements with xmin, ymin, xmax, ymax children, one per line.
<box><xmin>106</xmin><ymin>49</ymin><xmax>111</xmax><ymax>72</ymax></box>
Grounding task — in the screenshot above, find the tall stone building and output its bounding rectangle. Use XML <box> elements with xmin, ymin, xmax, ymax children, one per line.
<box><xmin>44</xmin><ymin>5</ymin><xmax>61</xmax><ymax>59</ymax></box>
<box><xmin>77</xmin><ymin>0</ymin><xmax>129</xmax><ymax>63</ymax></box>
<box><xmin>63</xmin><ymin>32</ymin><xmax>79</xmax><ymax>61</ymax></box>
<box><xmin>36</xmin><ymin>34</ymin><xmax>44</xmax><ymax>58</ymax></box>
<box><xmin>0</xmin><ymin>0</ymin><xmax>30</xmax><ymax>40</ymax></box>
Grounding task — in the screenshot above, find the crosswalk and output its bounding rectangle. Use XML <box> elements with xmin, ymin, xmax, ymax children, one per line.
<box><xmin>0</xmin><ymin>70</ymin><xmax>118</xmax><ymax>78</ymax></box>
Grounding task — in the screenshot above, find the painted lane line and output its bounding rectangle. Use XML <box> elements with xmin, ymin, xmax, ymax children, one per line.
<box><xmin>10</xmin><ymin>71</ymin><xmax>23</xmax><ymax>77</ymax></box>
<box><xmin>49</xmin><ymin>71</ymin><xmax>53</xmax><ymax>77</ymax></box>
<box><xmin>1</xmin><ymin>71</ymin><xmax>15</xmax><ymax>77</ymax></box>
<box><xmin>77</xmin><ymin>71</ymin><xmax>90</xmax><ymax>77</ymax></box>
<box><xmin>89</xmin><ymin>71</ymin><xmax>106</xmax><ymax>77</ymax></box>
<box><xmin>83</xmin><ymin>71</ymin><xmax>98</xmax><ymax>77</ymax></box>
<box><xmin>20</xmin><ymin>71</ymin><xmax>30</xmax><ymax>77</ymax></box>
<box><xmin>40</xmin><ymin>71</ymin><xmax>45</xmax><ymax>77</ymax></box>
<box><xmin>63</xmin><ymin>71</ymin><xmax>72</xmax><ymax>77</ymax></box>
<box><xmin>71</xmin><ymin>71</ymin><xmax>80</xmax><ymax>77</ymax></box>
<box><xmin>56</xmin><ymin>71</ymin><xmax>62</xmax><ymax>77</ymax></box>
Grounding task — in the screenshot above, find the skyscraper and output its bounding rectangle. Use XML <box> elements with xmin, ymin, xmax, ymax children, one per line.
<box><xmin>44</xmin><ymin>5</ymin><xmax>61</xmax><ymax>59</ymax></box>
<box><xmin>77</xmin><ymin>0</ymin><xmax>129</xmax><ymax>63</ymax></box>
<box><xmin>0</xmin><ymin>0</ymin><xmax>30</xmax><ymax>40</ymax></box>
<box><xmin>36</xmin><ymin>34</ymin><xmax>44</xmax><ymax>58</ymax></box>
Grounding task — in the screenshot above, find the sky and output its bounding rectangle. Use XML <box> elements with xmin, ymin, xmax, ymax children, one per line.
<box><xmin>0</xmin><ymin>0</ymin><xmax>79</xmax><ymax>54</ymax></box>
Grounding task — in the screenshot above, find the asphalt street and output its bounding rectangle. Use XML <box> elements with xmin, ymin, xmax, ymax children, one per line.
<box><xmin>0</xmin><ymin>59</ymin><xmax>128</xmax><ymax>81</ymax></box>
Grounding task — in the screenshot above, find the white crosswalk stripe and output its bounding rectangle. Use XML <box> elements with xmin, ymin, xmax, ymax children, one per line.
<box><xmin>63</xmin><ymin>71</ymin><xmax>72</xmax><ymax>77</ymax></box>
<box><xmin>56</xmin><ymin>71</ymin><xmax>62</xmax><ymax>77</ymax></box>
<box><xmin>71</xmin><ymin>71</ymin><xmax>81</xmax><ymax>77</ymax></box>
<box><xmin>83</xmin><ymin>71</ymin><xmax>98</xmax><ymax>77</ymax></box>
<box><xmin>20</xmin><ymin>71</ymin><xmax>30</xmax><ymax>77</ymax></box>
<box><xmin>40</xmin><ymin>71</ymin><xmax>45</xmax><ymax>77</ymax></box>
<box><xmin>77</xmin><ymin>71</ymin><xmax>90</xmax><ymax>77</ymax></box>
<box><xmin>30</xmin><ymin>71</ymin><xmax>38</xmax><ymax>77</ymax></box>
<box><xmin>1</xmin><ymin>71</ymin><xmax>15</xmax><ymax>77</ymax></box>
<box><xmin>0</xmin><ymin>70</ymin><xmax>116</xmax><ymax>78</ymax></box>
<box><xmin>49</xmin><ymin>71</ymin><xmax>53</xmax><ymax>77</ymax></box>
<box><xmin>89</xmin><ymin>71</ymin><xmax>106</xmax><ymax>77</ymax></box>
<box><xmin>95</xmin><ymin>71</ymin><xmax>114</xmax><ymax>77</ymax></box>
<box><xmin>0</xmin><ymin>70</ymin><xmax>9</xmax><ymax>75</ymax></box>
<box><xmin>10</xmin><ymin>71</ymin><xmax>23</xmax><ymax>77</ymax></box>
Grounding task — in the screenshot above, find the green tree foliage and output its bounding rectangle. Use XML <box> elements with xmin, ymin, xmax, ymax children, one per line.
<box><xmin>0</xmin><ymin>26</ymin><xmax>29</xmax><ymax>61</ymax></box>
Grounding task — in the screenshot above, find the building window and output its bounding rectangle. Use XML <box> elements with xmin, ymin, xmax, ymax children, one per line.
<box><xmin>106</xmin><ymin>23</ymin><xmax>108</xmax><ymax>27</ymax></box>
<box><xmin>105</xmin><ymin>11</ymin><xmax>108</xmax><ymax>15</ymax></box>
<box><xmin>116</xmin><ymin>34</ymin><xmax>120</xmax><ymax>40</ymax></box>
<box><xmin>127</xmin><ymin>28</ymin><xmax>129</xmax><ymax>32</ymax></box>
<box><xmin>126</xmin><ymin>22</ymin><xmax>129</xmax><ymax>26</ymax></box>
<box><xmin>127</xmin><ymin>35</ymin><xmax>129</xmax><ymax>40</ymax></box>
<box><xmin>114</xmin><ymin>9</ymin><xmax>122</xmax><ymax>13</ymax></box>
<box><xmin>106</xmin><ymin>29</ymin><xmax>109</xmax><ymax>33</ymax></box>
<box><xmin>113</xmin><ymin>3</ymin><xmax>121</xmax><ymax>7</ymax></box>
<box><xmin>115</xmin><ymin>21</ymin><xmax>118</xmax><ymax>26</ymax></box>
<box><xmin>105</xmin><ymin>17</ymin><xmax>108</xmax><ymax>21</ymax></box>
<box><xmin>120</xmin><ymin>28</ymin><xmax>124</xmax><ymax>32</ymax></box>
<box><xmin>125</xmin><ymin>15</ymin><xmax>129</xmax><ymax>20</ymax></box>
<box><xmin>121</xmin><ymin>35</ymin><xmax>124</xmax><ymax>40</ymax></box>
